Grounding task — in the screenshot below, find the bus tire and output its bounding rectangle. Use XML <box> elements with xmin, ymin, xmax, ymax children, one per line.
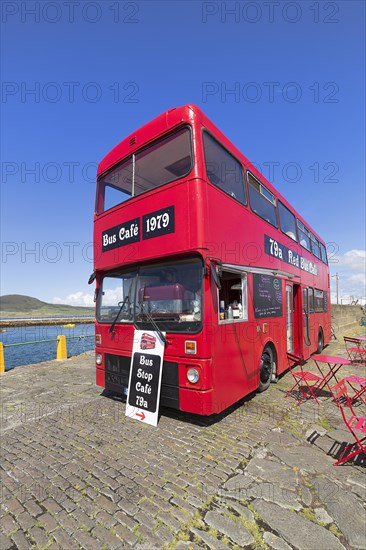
<box><xmin>317</xmin><ymin>328</ymin><xmax>324</xmax><ymax>354</ymax></box>
<box><xmin>258</xmin><ymin>345</ymin><xmax>275</xmax><ymax>393</ymax></box>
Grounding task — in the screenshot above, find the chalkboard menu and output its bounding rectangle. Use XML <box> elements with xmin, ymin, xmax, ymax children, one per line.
<box><xmin>253</xmin><ymin>274</ymin><xmax>283</xmax><ymax>318</ymax></box>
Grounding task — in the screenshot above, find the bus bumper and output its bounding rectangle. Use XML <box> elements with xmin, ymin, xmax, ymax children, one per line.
<box><xmin>179</xmin><ymin>387</ymin><xmax>220</xmax><ymax>416</ymax></box>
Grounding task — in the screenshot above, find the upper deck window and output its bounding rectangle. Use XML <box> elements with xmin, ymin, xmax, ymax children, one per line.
<box><xmin>203</xmin><ymin>132</ymin><xmax>247</xmax><ymax>205</ymax></box>
<box><xmin>278</xmin><ymin>201</ymin><xmax>297</xmax><ymax>241</ymax></box>
<box><xmin>310</xmin><ymin>233</ymin><xmax>321</xmax><ymax>259</ymax></box>
<box><xmin>320</xmin><ymin>243</ymin><xmax>328</xmax><ymax>264</ymax></box>
<box><xmin>297</xmin><ymin>220</ymin><xmax>311</xmax><ymax>251</ymax></box>
<box><xmin>248</xmin><ymin>172</ymin><xmax>278</xmax><ymax>227</ymax></box>
<box><xmin>96</xmin><ymin>127</ymin><xmax>193</xmax><ymax>214</ymax></box>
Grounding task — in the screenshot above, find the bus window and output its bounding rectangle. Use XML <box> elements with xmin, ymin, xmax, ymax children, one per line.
<box><xmin>248</xmin><ymin>172</ymin><xmax>278</xmax><ymax>227</ymax></box>
<box><xmin>97</xmin><ymin>259</ymin><xmax>203</xmax><ymax>333</ymax></box>
<box><xmin>278</xmin><ymin>201</ymin><xmax>297</xmax><ymax>241</ymax></box>
<box><xmin>309</xmin><ymin>287</ymin><xmax>314</xmax><ymax>313</ymax></box>
<box><xmin>302</xmin><ymin>287</ymin><xmax>308</xmax><ymax>313</ymax></box>
<box><xmin>203</xmin><ymin>132</ymin><xmax>247</xmax><ymax>205</ymax></box>
<box><xmin>314</xmin><ymin>289</ymin><xmax>324</xmax><ymax>312</ymax></box>
<box><xmin>320</xmin><ymin>243</ymin><xmax>328</xmax><ymax>264</ymax></box>
<box><xmin>302</xmin><ymin>287</ymin><xmax>311</xmax><ymax>345</ymax></box>
<box><xmin>97</xmin><ymin>127</ymin><xmax>193</xmax><ymax>213</ymax></box>
<box><xmin>310</xmin><ymin>233</ymin><xmax>321</xmax><ymax>259</ymax></box>
<box><xmin>218</xmin><ymin>270</ymin><xmax>248</xmax><ymax>322</ymax></box>
<box><xmin>297</xmin><ymin>220</ymin><xmax>311</xmax><ymax>251</ymax></box>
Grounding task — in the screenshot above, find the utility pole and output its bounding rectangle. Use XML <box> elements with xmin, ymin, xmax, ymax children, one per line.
<box><xmin>331</xmin><ymin>273</ymin><xmax>339</xmax><ymax>305</ymax></box>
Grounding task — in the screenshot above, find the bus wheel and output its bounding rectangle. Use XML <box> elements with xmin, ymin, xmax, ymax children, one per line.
<box><xmin>258</xmin><ymin>346</ymin><xmax>274</xmax><ymax>392</ymax></box>
<box><xmin>317</xmin><ymin>329</ymin><xmax>324</xmax><ymax>354</ymax></box>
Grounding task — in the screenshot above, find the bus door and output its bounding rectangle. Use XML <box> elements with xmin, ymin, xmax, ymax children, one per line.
<box><xmin>286</xmin><ymin>283</ymin><xmax>301</xmax><ymax>356</ymax></box>
<box><xmin>214</xmin><ymin>266</ymin><xmax>257</xmax><ymax>401</ymax></box>
<box><xmin>302</xmin><ymin>287</ymin><xmax>311</xmax><ymax>351</ymax></box>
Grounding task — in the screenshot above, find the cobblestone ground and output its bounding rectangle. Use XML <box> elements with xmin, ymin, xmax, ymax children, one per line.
<box><xmin>1</xmin><ymin>333</ymin><xmax>365</xmax><ymax>550</ymax></box>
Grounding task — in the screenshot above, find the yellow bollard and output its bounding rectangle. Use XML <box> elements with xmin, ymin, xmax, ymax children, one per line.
<box><xmin>57</xmin><ymin>335</ymin><xmax>67</xmax><ymax>360</ymax></box>
<box><xmin>0</xmin><ymin>342</ymin><xmax>4</xmax><ymax>372</ymax></box>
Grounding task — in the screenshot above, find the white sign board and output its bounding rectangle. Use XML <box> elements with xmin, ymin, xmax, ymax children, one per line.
<box><xmin>125</xmin><ymin>329</ymin><xmax>165</xmax><ymax>427</ymax></box>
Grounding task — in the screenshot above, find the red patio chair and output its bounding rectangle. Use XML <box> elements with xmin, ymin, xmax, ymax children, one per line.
<box><xmin>330</xmin><ymin>379</ymin><xmax>351</xmax><ymax>406</ymax></box>
<box><xmin>342</xmin><ymin>375</ymin><xmax>366</xmax><ymax>406</ymax></box>
<box><xmin>343</xmin><ymin>336</ymin><xmax>366</xmax><ymax>365</ymax></box>
<box><xmin>285</xmin><ymin>355</ymin><xmax>323</xmax><ymax>406</ymax></box>
<box><xmin>334</xmin><ymin>403</ymin><xmax>366</xmax><ymax>465</ymax></box>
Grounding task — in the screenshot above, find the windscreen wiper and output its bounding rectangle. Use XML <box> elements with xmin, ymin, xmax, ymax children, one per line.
<box><xmin>109</xmin><ymin>296</ymin><xmax>129</xmax><ymax>333</ymax></box>
<box><xmin>136</xmin><ymin>286</ymin><xmax>167</xmax><ymax>346</ymax></box>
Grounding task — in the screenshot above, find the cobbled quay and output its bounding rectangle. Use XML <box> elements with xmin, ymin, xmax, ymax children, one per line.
<box><xmin>1</xmin><ymin>335</ymin><xmax>365</xmax><ymax>550</ymax></box>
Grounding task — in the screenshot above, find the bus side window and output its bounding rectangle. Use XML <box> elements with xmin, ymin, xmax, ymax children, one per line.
<box><xmin>309</xmin><ymin>287</ymin><xmax>314</xmax><ymax>313</ymax></box>
<box><xmin>297</xmin><ymin>220</ymin><xmax>311</xmax><ymax>251</ymax></box>
<box><xmin>320</xmin><ymin>243</ymin><xmax>328</xmax><ymax>264</ymax></box>
<box><xmin>278</xmin><ymin>201</ymin><xmax>298</xmax><ymax>242</ymax></box>
<box><xmin>310</xmin><ymin>233</ymin><xmax>321</xmax><ymax>259</ymax></box>
<box><xmin>314</xmin><ymin>289</ymin><xmax>324</xmax><ymax>312</ymax></box>
<box><xmin>203</xmin><ymin>131</ymin><xmax>247</xmax><ymax>206</ymax></box>
<box><xmin>247</xmin><ymin>172</ymin><xmax>278</xmax><ymax>228</ymax></box>
<box><xmin>218</xmin><ymin>271</ymin><xmax>248</xmax><ymax>322</ymax></box>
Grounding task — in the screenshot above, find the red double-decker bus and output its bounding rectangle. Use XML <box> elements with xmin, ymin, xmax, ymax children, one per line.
<box><xmin>92</xmin><ymin>104</ymin><xmax>331</xmax><ymax>415</ymax></box>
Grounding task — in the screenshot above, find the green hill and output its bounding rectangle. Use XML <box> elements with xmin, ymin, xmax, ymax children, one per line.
<box><xmin>0</xmin><ymin>294</ymin><xmax>94</xmax><ymax>318</ymax></box>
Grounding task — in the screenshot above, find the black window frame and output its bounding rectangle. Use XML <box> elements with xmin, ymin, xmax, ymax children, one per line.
<box><xmin>297</xmin><ymin>219</ymin><xmax>311</xmax><ymax>251</ymax></box>
<box><xmin>247</xmin><ymin>171</ymin><xmax>278</xmax><ymax>228</ymax></box>
<box><xmin>302</xmin><ymin>287</ymin><xmax>309</xmax><ymax>313</ymax></box>
<box><xmin>320</xmin><ymin>243</ymin><xmax>328</xmax><ymax>264</ymax></box>
<box><xmin>308</xmin><ymin>287</ymin><xmax>314</xmax><ymax>313</ymax></box>
<box><xmin>278</xmin><ymin>201</ymin><xmax>298</xmax><ymax>242</ymax></box>
<box><xmin>96</xmin><ymin>257</ymin><xmax>204</xmax><ymax>334</ymax></box>
<box><xmin>96</xmin><ymin>125</ymin><xmax>194</xmax><ymax>215</ymax></box>
<box><xmin>310</xmin><ymin>233</ymin><xmax>321</xmax><ymax>260</ymax></box>
<box><xmin>314</xmin><ymin>289</ymin><xmax>324</xmax><ymax>313</ymax></box>
<box><xmin>202</xmin><ymin>130</ymin><xmax>247</xmax><ymax>207</ymax></box>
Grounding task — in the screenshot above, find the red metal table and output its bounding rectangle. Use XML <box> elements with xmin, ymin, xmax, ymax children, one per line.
<box><xmin>312</xmin><ymin>355</ymin><xmax>351</xmax><ymax>398</ymax></box>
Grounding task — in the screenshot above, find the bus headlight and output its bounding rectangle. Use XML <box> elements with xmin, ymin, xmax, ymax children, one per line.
<box><xmin>96</xmin><ymin>353</ymin><xmax>102</xmax><ymax>366</ymax></box>
<box><xmin>187</xmin><ymin>368</ymin><xmax>199</xmax><ymax>384</ymax></box>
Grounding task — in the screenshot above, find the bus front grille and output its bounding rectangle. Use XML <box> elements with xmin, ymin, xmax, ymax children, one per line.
<box><xmin>104</xmin><ymin>353</ymin><xmax>180</xmax><ymax>410</ymax></box>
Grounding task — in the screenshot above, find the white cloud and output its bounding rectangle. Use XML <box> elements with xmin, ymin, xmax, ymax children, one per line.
<box><xmin>330</xmin><ymin>249</ymin><xmax>366</xmax><ymax>304</ymax></box>
<box><xmin>100</xmin><ymin>287</ymin><xmax>123</xmax><ymax>306</ymax></box>
<box><xmin>52</xmin><ymin>292</ymin><xmax>94</xmax><ymax>307</ymax></box>
<box><xmin>336</xmin><ymin>249</ymin><xmax>366</xmax><ymax>272</ymax></box>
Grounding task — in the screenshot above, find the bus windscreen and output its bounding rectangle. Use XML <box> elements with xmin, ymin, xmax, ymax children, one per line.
<box><xmin>96</xmin><ymin>259</ymin><xmax>203</xmax><ymax>333</ymax></box>
<box><xmin>96</xmin><ymin>127</ymin><xmax>193</xmax><ymax>213</ymax></box>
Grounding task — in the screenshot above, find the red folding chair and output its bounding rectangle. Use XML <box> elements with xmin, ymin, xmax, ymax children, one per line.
<box><xmin>285</xmin><ymin>357</ymin><xmax>323</xmax><ymax>406</ymax></box>
<box><xmin>330</xmin><ymin>379</ymin><xmax>351</xmax><ymax>406</ymax></box>
<box><xmin>334</xmin><ymin>403</ymin><xmax>366</xmax><ymax>465</ymax></box>
<box><xmin>342</xmin><ymin>375</ymin><xmax>366</xmax><ymax>406</ymax></box>
<box><xmin>343</xmin><ymin>336</ymin><xmax>366</xmax><ymax>365</ymax></box>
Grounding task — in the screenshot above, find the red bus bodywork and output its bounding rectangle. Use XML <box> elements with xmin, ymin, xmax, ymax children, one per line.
<box><xmin>93</xmin><ymin>105</ymin><xmax>331</xmax><ymax>415</ymax></box>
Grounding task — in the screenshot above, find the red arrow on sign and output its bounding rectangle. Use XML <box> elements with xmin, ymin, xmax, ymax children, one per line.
<box><xmin>136</xmin><ymin>411</ymin><xmax>145</xmax><ymax>421</ymax></box>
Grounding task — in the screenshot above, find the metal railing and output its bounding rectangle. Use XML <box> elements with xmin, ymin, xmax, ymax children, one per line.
<box><xmin>0</xmin><ymin>335</ymin><xmax>94</xmax><ymax>372</ymax></box>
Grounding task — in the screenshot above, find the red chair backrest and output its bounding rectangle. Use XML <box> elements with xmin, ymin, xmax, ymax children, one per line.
<box><xmin>332</xmin><ymin>380</ymin><xmax>348</xmax><ymax>401</ymax></box>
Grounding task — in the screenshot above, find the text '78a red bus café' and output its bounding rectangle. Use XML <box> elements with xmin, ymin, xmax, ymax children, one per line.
<box><xmin>92</xmin><ymin>104</ymin><xmax>331</xmax><ymax>416</ymax></box>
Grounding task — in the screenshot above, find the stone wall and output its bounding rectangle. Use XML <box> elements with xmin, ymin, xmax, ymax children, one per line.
<box><xmin>331</xmin><ymin>304</ymin><xmax>364</xmax><ymax>336</ymax></box>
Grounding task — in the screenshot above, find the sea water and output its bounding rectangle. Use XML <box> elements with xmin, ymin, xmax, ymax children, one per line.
<box><xmin>0</xmin><ymin>323</ymin><xmax>95</xmax><ymax>371</ymax></box>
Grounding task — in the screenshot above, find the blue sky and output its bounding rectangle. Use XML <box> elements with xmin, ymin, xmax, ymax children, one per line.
<box><xmin>1</xmin><ymin>0</ymin><xmax>365</xmax><ymax>306</ymax></box>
